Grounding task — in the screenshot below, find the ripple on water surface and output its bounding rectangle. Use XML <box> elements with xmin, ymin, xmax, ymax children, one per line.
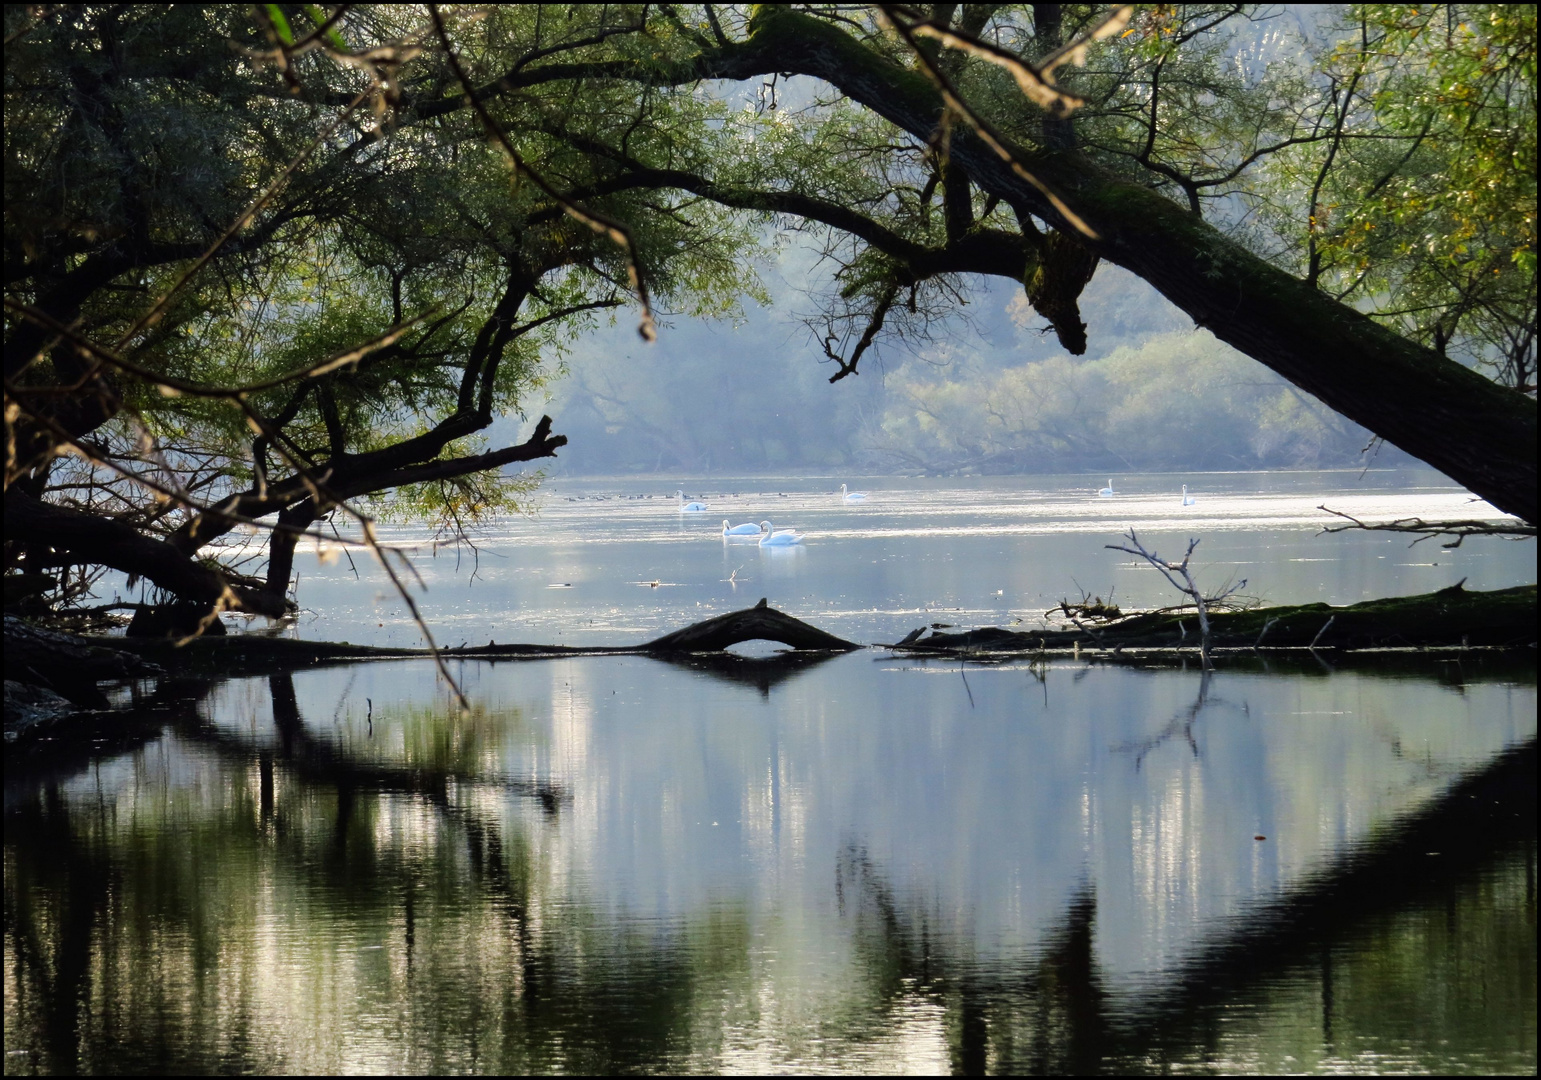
<box><xmin>3</xmin><ymin>647</ymin><xmax>1534</xmax><ymax>1073</ymax></box>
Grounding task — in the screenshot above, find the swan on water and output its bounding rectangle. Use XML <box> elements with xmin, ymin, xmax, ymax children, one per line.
<box><xmin>758</xmin><ymin>520</ymin><xmax>803</xmax><ymax>546</ymax></box>
<box><xmin>1182</xmin><ymin>484</ymin><xmax>1197</xmax><ymax>506</ymax></box>
<box><xmin>723</xmin><ymin>519</ymin><xmax>762</xmax><ymax>537</ymax></box>
<box><xmin>677</xmin><ymin>488</ymin><xmax>708</xmax><ymax>512</ymax></box>
<box><xmin>840</xmin><ymin>483</ymin><xmax>868</xmax><ymax>502</ymax></box>
<box><xmin>1098</xmin><ymin>479</ymin><xmax>1116</xmax><ymax>497</ymax></box>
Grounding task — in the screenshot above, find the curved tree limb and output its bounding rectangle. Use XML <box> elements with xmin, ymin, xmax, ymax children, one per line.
<box><xmin>729</xmin><ymin>8</ymin><xmax>1538</xmax><ymax>523</ymax></box>
<box><xmin>3</xmin><ymin>487</ymin><xmax>288</xmax><ymax>618</ymax></box>
<box><xmin>467</xmin><ymin>7</ymin><xmax>1534</xmax><ymax>523</ymax></box>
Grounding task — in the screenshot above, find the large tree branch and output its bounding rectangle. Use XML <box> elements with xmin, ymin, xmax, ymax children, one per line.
<box><xmin>3</xmin><ymin>487</ymin><xmax>288</xmax><ymax>617</ymax></box>
<box><xmin>470</xmin><ymin>7</ymin><xmax>1533</xmax><ymax>522</ymax></box>
<box><xmin>173</xmin><ymin>414</ymin><xmax>568</xmax><ymax>556</ymax></box>
<box><xmin>331</xmin><ymin>415</ymin><xmax>567</xmax><ymax>496</ymax></box>
<box><xmin>640</xmin><ymin>7</ymin><xmax>1535</xmax><ymax>523</ymax></box>
<box><xmin>538</xmin><ymin>158</ymin><xmax>1031</xmax><ymax>281</ymax></box>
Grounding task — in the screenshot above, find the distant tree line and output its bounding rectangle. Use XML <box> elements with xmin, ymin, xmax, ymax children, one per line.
<box><xmin>547</xmin><ymin>308</ymin><xmax>1387</xmax><ymax>476</ymax></box>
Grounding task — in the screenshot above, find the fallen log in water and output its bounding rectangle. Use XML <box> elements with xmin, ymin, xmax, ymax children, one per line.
<box><xmin>892</xmin><ymin>583</ymin><xmax>1537</xmax><ymax>656</ymax></box>
<box><xmin>34</xmin><ymin>598</ymin><xmax>854</xmax><ymax>681</ymax></box>
<box><xmin>4</xmin><ymin>614</ymin><xmax>163</xmax><ymax>705</ymax></box>
<box><xmin>5</xmin><ymin>599</ymin><xmax>854</xmax><ymax>742</ymax></box>
<box><xmin>640</xmin><ymin>598</ymin><xmax>858</xmax><ymax>652</ymax></box>
<box><xmin>10</xmin><ymin>585</ymin><xmax>1530</xmax><ymax>709</ymax></box>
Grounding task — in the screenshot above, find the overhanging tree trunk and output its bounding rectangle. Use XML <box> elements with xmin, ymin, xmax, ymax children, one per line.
<box><xmin>631</xmin><ymin>9</ymin><xmax>1537</xmax><ymax>523</ymax></box>
<box><xmin>264</xmin><ymin>498</ymin><xmax>319</xmax><ymax>596</ymax></box>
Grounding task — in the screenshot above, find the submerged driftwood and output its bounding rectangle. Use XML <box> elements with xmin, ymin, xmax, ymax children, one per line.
<box><xmin>891</xmin><ymin>583</ymin><xmax>1537</xmax><ymax>655</ymax></box>
<box><xmin>7</xmin><ymin>599</ymin><xmax>854</xmax><ymax>685</ymax></box>
<box><xmin>641</xmin><ymin>597</ymin><xmax>858</xmax><ymax>652</ymax></box>
<box><xmin>4</xmin><ymin>599</ymin><xmax>851</xmax><ymax>742</ymax></box>
<box><xmin>5</xmin><ymin>585</ymin><xmax>1531</xmax><ymax>721</ymax></box>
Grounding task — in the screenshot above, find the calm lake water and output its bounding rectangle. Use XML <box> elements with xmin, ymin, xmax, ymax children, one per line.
<box><xmin>278</xmin><ymin>468</ymin><xmax>1533</xmax><ymax>648</ymax></box>
<box><xmin>5</xmin><ymin>471</ymin><xmax>1536</xmax><ymax>1074</ymax></box>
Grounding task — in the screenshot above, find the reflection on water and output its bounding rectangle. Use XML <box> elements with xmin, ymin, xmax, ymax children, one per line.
<box><xmin>4</xmin><ymin>654</ymin><xmax>1534</xmax><ymax>1074</ymax></box>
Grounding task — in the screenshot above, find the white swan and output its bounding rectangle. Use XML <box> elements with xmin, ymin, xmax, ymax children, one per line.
<box><xmin>758</xmin><ymin>520</ymin><xmax>802</xmax><ymax>546</ymax></box>
<box><xmin>1182</xmin><ymin>484</ymin><xmax>1197</xmax><ymax>506</ymax></box>
<box><xmin>1098</xmin><ymin>479</ymin><xmax>1116</xmax><ymax>497</ymax></box>
<box><xmin>677</xmin><ymin>488</ymin><xmax>707</xmax><ymax>512</ymax></box>
<box><xmin>722</xmin><ymin>519</ymin><xmax>761</xmax><ymax>537</ymax></box>
<box><xmin>840</xmin><ymin>483</ymin><xmax>868</xmax><ymax>502</ymax></box>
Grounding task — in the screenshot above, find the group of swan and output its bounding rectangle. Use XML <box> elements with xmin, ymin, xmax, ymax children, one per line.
<box><xmin>1097</xmin><ymin>479</ymin><xmax>1199</xmax><ymax>505</ymax></box>
<box><xmin>677</xmin><ymin>483</ymin><xmax>870</xmax><ymax>544</ymax></box>
<box><xmin>681</xmin><ymin>489</ymin><xmax>803</xmax><ymax>545</ymax></box>
<box><xmin>722</xmin><ymin>519</ymin><xmax>803</xmax><ymax>545</ymax></box>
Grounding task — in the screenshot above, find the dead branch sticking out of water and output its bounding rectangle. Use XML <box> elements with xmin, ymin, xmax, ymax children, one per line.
<box><xmin>1107</xmin><ymin>531</ymin><xmax>1245</xmax><ymax>668</ymax></box>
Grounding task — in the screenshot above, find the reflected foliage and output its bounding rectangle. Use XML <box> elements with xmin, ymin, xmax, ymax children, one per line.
<box><xmin>4</xmin><ymin>672</ymin><xmax>1535</xmax><ymax>1073</ymax></box>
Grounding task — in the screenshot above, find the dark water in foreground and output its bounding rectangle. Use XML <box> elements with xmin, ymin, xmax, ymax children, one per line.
<box><xmin>4</xmin><ymin>654</ymin><xmax>1535</xmax><ymax>1074</ymax></box>
<box><xmin>7</xmin><ymin>471</ymin><xmax>1536</xmax><ymax>1073</ymax></box>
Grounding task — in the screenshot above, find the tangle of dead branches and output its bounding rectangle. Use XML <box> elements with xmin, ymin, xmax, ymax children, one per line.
<box><xmin>1106</xmin><ymin>530</ymin><xmax>1246</xmax><ymax>669</ymax></box>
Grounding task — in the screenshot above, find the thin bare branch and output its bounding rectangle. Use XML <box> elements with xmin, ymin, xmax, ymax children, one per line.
<box><xmin>909</xmin><ymin>5</ymin><xmax>1132</xmax><ymax>115</ymax></box>
<box><xmin>1317</xmin><ymin>505</ymin><xmax>1535</xmax><ymax>548</ymax></box>
<box><xmin>823</xmin><ymin>281</ymin><xmax>900</xmax><ymax>382</ymax></box>
<box><xmin>1035</xmin><ymin>5</ymin><xmax>1136</xmax><ymax>76</ymax></box>
<box><xmin>1107</xmin><ymin>530</ymin><xmax>1246</xmax><ymax>668</ymax></box>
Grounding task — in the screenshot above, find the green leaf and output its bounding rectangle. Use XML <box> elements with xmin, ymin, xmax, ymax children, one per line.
<box><xmin>303</xmin><ymin>4</ymin><xmax>349</xmax><ymax>52</ymax></box>
<box><xmin>263</xmin><ymin>4</ymin><xmax>294</xmax><ymax>45</ymax></box>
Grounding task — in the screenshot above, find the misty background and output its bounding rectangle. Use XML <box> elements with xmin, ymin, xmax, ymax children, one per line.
<box><xmin>497</xmin><ymin>232</ymin><xmax>1405</xmax><ymax>479</ymax></box>
<box><xmin>492</xmin><ymin>18</ymin><xmax>1414</xmax><ymax>482</ymax></box>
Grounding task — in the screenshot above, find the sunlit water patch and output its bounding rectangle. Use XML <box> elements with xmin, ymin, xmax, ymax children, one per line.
<box><xmin>217</xmin><ymin>469</ymin><xmax>1536</xmax><ymax>648</ymax></box>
